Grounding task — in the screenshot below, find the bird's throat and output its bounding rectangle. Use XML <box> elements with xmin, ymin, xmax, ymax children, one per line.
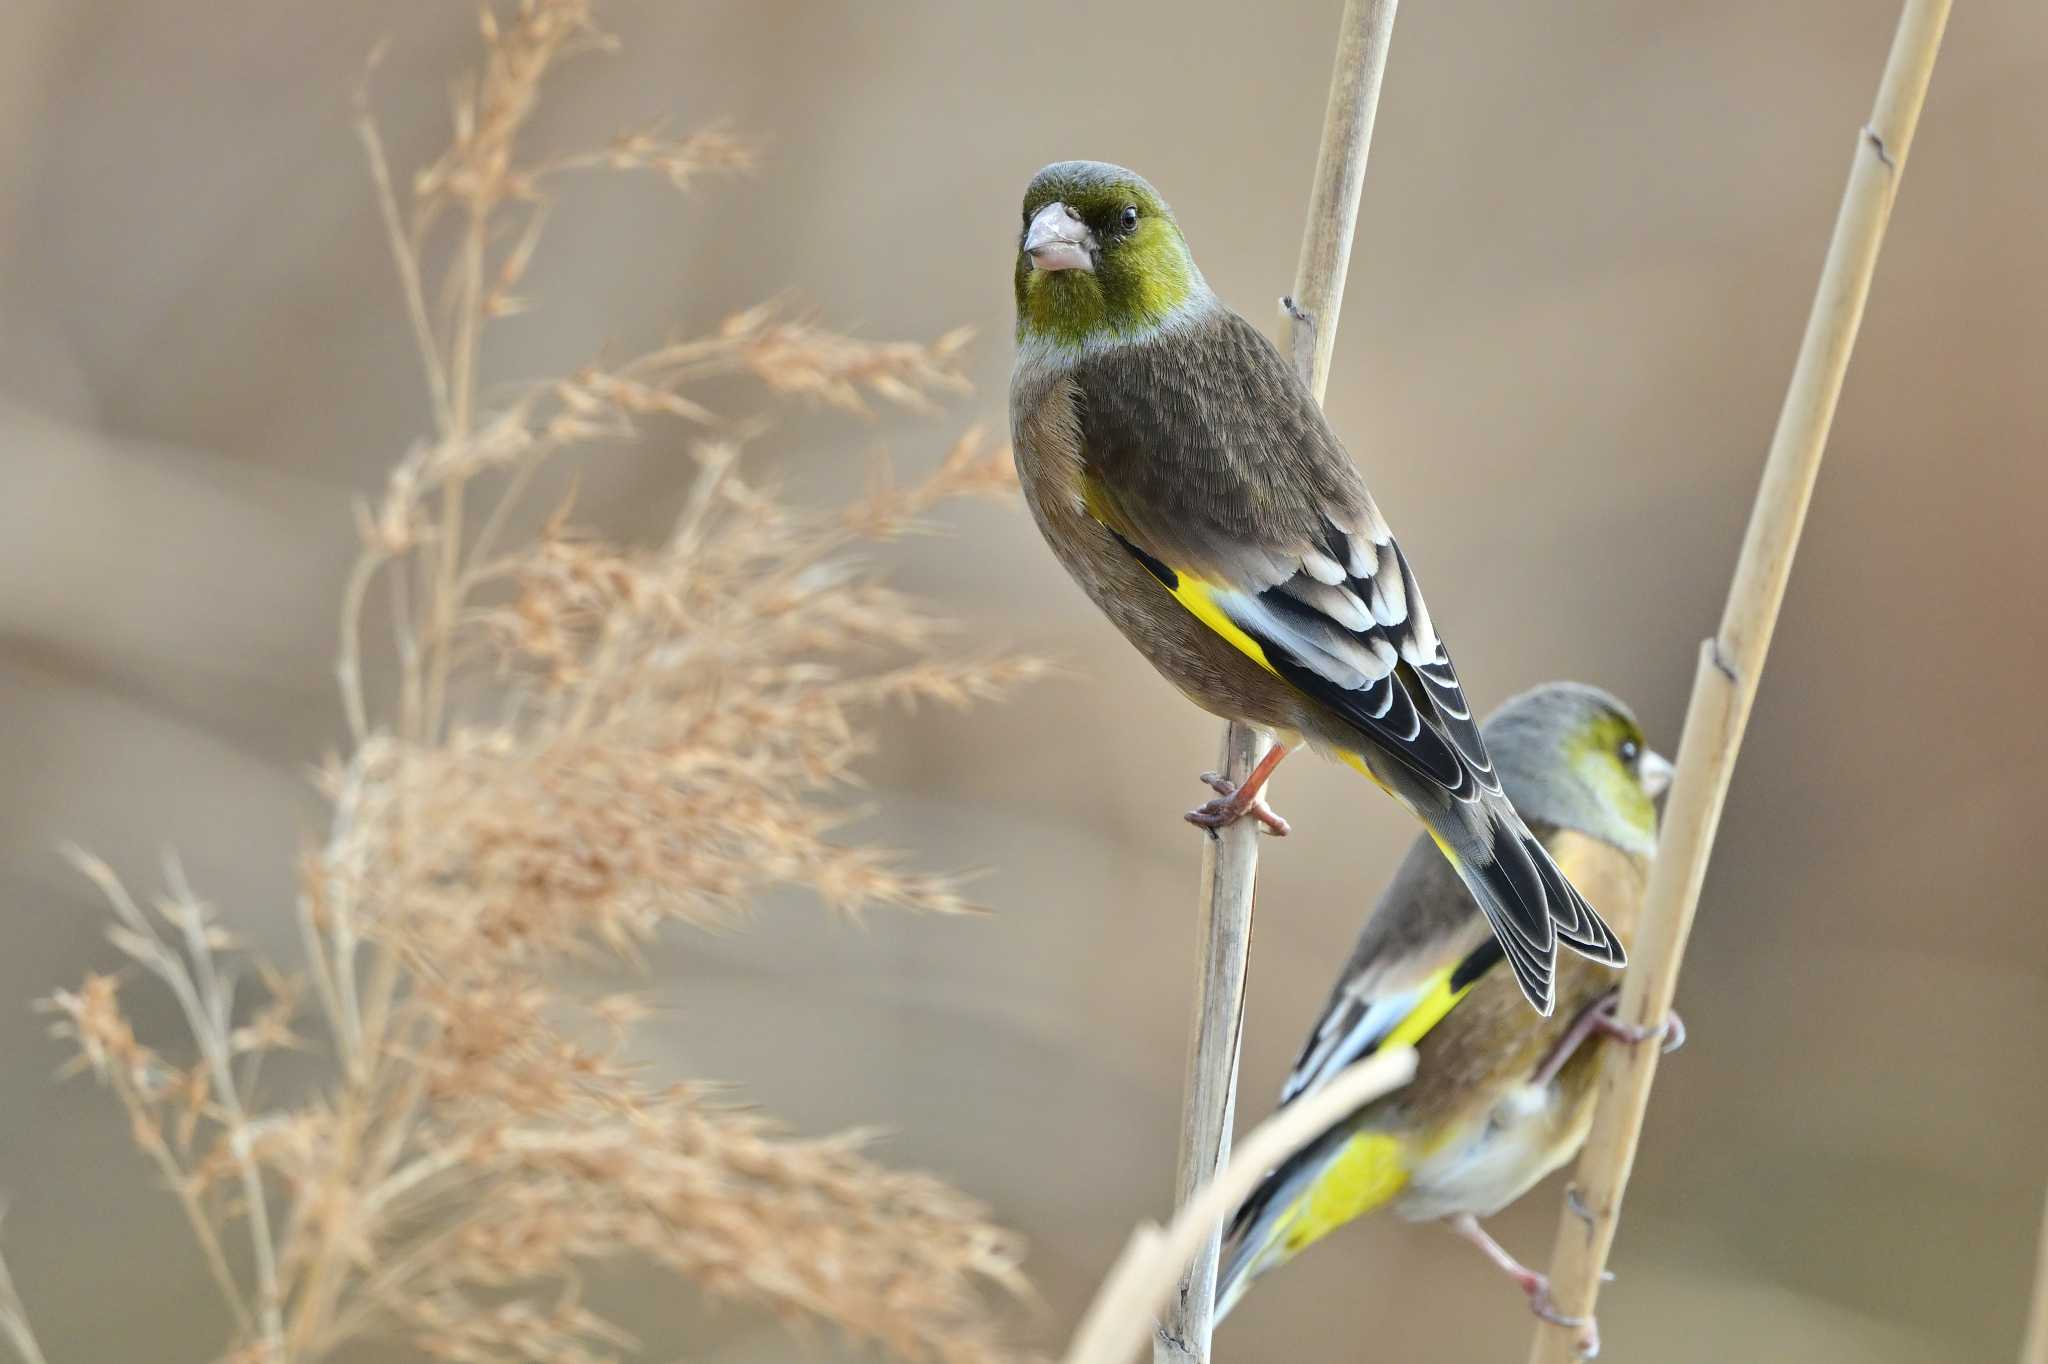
<box><xmin>1013</xmin><ymin>250</ymin><xmax>1202</xmax><ymax>353</ymax></box>
<box><xmin>1015</xmin><ymin>267</ymin><xmax>1114</xmax><ymax>349</ymax></box>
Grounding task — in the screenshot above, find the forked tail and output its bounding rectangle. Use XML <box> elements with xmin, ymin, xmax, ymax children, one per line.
<box><xmin>1440</xmin><ymin>800</ymin><xmax>1624</xmax><ymax>1013</ymax></box>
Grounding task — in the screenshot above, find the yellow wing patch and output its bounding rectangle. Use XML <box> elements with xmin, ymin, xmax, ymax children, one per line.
<box><xmin>1337</xmin><ymin>746</ymin><xmax>1396</xmax><ymax>798</ymax></box>
<box><xmin>1080</xmin><ymin>476</ymin><xmax>1280</xmax><ymax>678</ymax></box>
<box><xmin>1261</xmin><ymin>961</ymin><xmax>1480</xmax><ymax>1263</ymax></box>
<box><xmin>1165</xmin><ymin>574</ymin><xmax>1280</xmax><ymax>677</ymax></box>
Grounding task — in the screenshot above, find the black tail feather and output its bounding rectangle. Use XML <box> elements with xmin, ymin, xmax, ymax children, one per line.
<box><xmin>1452</xmin><ymin>806</ymin><xmax>1622</xmax><ymax>1012</ymax></box>
<box><xmin>1529</xmin><ymin>830</ymin><xmax>1626</xmax><ymax>965</ymax></box>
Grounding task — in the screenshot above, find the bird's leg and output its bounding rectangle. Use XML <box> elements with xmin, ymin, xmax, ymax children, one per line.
<box><xmin>1185</xmin><ymin>741</ymin><xmax>1292</xmax><ymax>836</ymax></box>
<box><xmin>1445</xmin><ymin>1213</ymin><xmax>1546</xmax><ymax>1296</ymax></box>
<box><xmin>1445</xmin><ymin>1215</ymin><xmax>1600</xmax><ymax>1357</ymax></box>
<box><xmin>1530</xmin><ymin>990</ymin><xmax>1686</xmax><ymax>1088</ymax></box>
<box><xmin>1530</xmin><ymin>991</ymin><xmax>1620</xmax><ymax>1088</ymax></box>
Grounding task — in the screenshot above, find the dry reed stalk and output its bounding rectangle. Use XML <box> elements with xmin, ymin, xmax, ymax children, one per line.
<box><xmin>1069</xmin><ymin>1047</ymin><xmax>1416</xmax><ymax>1364</ymax></box>
<box><xmin>1154</xmin><ymin>4</ymin><xmax>1400</xmax><ymax>1362</ymax></box>
<box><xmin>1525</xmin><ymin>2</ymin><xmax>1952</xmax><ymax>1358</ymax></box>
<box><xmin>0</xmin><ymin>1211</ymin><xmax>49</xmax><ymax>1364</ymax></box>
<box><xmin>2023</xmin><ymin>1190</ymin><xmax>2048</xmax><ymax>1364</ymax></box>
<box><xmin>25</xmin><ymin>4</ymin><xmax>1046</xmax><ymax>1363</ymax></box>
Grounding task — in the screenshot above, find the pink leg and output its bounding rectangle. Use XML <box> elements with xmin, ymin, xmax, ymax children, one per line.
<box><xmin>1185</xmin><ymin>741</ymin><xmax>1292</xmax><ymax>836</ymax></box>
<box><xmin>1531</xmin><ymin>990</ymin><xmax>1686</xmax><ymax>1088</ymax></box>
<box><xmin>1446</xmin><ymin>1215</ymin><xmax>1601</xmax><ymax>1357</ymax></box>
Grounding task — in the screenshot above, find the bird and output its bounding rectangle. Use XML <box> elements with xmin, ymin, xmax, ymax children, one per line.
<box><xmin>1008</xmin><ymin>158</ymin><xmax>1621</xmax><ymax>1012</ymax></box>
<box><xmin>1212</xmin><ymin>681</ymin><xmax>1679</xmax><ymax>1355</ymax></box>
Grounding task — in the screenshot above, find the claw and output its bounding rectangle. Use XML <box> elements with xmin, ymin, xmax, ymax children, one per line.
<box><xmin>1185</xmin><ymin>776</ymin><xmax>1291</xmax><ymax>836</ymax></box>
<box><xmin>1182</xmin><ymin>744</ymin><xmax>1292</xmax><ymax>836</ymax></box>
<box><xmin>1594</xmin><ymin>1007</ymin><xmax>1686</xmax><ymax>1051</ymax></box>
<box><xmin>1447</xmin><ymin>1213</ymin><xmax>1599</xmax><ymax>1354</ymax></box>
<box><xmin>1530</xmin><ymin>1285</ymin><xmax>1601</xmax><ymax>1358</ymax></box>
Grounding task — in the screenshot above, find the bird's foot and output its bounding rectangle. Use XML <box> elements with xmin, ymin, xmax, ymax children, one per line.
<box><xmin>1535</xmin><ymin>994</ymin><xmax>1688</xmax><ymax>1087</ymax></box>
<box><xmin>1451</xmin><ymin>1214</ymin><xmax>1601</xmax><ymax>1357</ymax></box>
<box><xmin>1186</xmin><ymin>772</ymin><xmax>1291</xmax><ymax>836</ymax></box>
<box><xmin>1594</xmin><ymin>1002</ymin><xmax>1687</xmax><ymax>1054</ymax></box>
<box><xmin>1528</xmin><ymin>1281</ymin><xmax>1601</xmax><ymax>1359</ymax></box>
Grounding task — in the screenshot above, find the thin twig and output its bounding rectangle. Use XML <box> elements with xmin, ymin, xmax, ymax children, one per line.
<box><xmin>162</xmin><ymin>855</ymin><xmax>289</xmax><ymax>1356</ymax></box>
<box><xmin>1068</xmin><ymin>1047</ymin><xmax>1416</xmax><ymax>1364</ymax></box>
<box><xmin>1525</xmin><ymin>3</ymin><xmax>1952</xmax><ymax>1358</ymax></box>
<box><xmin>355</xmin><ymin>62</ymin><xmax>454</xmax><ymax>439</ymax></box>
<box><xmin>58</xmin><ymin>854</ymin><xmax>257</xmax><ymax>1338</ymax></box>
<box><xmin>0</xmin><ymin>1213</ymin><xmax>50</xmax><ymax>1364</ymax></box>
<box><xmin>421</xmin><ymin>204</ymin><xmax>488</xmax><ymax>742</ymax></box>
<box><xmin>2022</xmin><ymin>1188</ymin><xmax>2048</xmax><ymax>1364</ymax></box>
<box><xmin>1154</xmin><ymin>5</ymin><xmax>1401</xmax><ymax>1363</ymax></box>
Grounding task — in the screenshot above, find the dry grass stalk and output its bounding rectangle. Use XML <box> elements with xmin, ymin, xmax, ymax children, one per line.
<box><xmin>1524</xmin><ymin>2</ymin><xmax>1952</xmax><ymax>1359</ymax></box>
<box><xmin>1155</xmin><ymin>4</ymin><xmax>1401</xmax><ymax>1362</ymax></box>
<box><xmin>0</xmin><ymin>1210</ymin><xmax>49</xmax><ymax>1364</ymax></box>
<box><xmin>2021</xmin><ymin>1190</ymin><xmax>2048</xmax><ymax>1364</ymax></box>
<box><xmin>1066</xmin><ymin>1047</ymin><xmax>1416</xmax><ymax>1364</ymax></box>
<box><xmin>27</xmin><ymin>4</ymin><xmax>1046</xmax><ymax>1362</ymax></box>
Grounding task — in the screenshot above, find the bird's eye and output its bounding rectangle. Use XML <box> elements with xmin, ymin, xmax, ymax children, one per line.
<box><xmin>1120</xmin><ymin>204</ymin><xmax>1140</xmax><ymax>231</ymax></box>
<box><xmin>1618</xmin><ymin>738</ymin><xmax>1641</xmax><ymax>765</ymax></box>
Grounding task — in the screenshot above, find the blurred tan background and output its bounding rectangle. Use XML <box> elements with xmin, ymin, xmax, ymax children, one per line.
<box><xmin>3</xmin><ymin>1</ymin><xmax>2044</xmax><ymax>1360</ymax></box>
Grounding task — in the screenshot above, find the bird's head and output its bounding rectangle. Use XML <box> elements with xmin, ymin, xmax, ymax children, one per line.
<box><xmin>1013</xmin><ymin>160</ymin><xmax>1205</xmax><ymax>350</ymax></box>
<box><xmin>1485</xmin><ymin>681</ymin><xmax>1672</xmax><ymax>859</ymax></box>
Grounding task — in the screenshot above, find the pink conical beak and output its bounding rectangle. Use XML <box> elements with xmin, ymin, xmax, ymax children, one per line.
<box><xmin>1023</xmin><ymin>201</ymin><xmax>1094</xmax><ymax>273</ymax></box>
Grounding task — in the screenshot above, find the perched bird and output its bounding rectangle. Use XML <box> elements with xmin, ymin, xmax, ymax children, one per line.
<box><xmin>1214</xmin><ymin>682</ymin><xmax>1678</xmax><ymax>1352</ymax></box>
<box><xmin>1009</xmin><ymin>159</ymin><xmax>1620</xmax><ymax>1011</ymax></box>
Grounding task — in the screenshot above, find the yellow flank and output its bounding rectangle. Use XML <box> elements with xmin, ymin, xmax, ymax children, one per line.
<box><xmin>1283</xmin><ymin>1132</ymin><xmax>1409</xmax><ymax>1252</ymax></box>
<box><xmin>1266</xmin><ymin>961</ymin><xmax>1478</xmax><ymax>1260</ymax></box>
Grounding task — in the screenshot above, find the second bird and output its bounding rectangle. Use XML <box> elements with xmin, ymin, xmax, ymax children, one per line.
<box><xmin>1007</xmin><ymin>159</ymin><xmax>1619</xmax><ymax>1012</ymax></box>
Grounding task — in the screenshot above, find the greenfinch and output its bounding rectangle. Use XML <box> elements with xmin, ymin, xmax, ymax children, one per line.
<box><xmin>1214</xmin><ymin>681</ymin><xmax>1678</xmax><ymax>1350</ymax></box>
<box><xmin>1008</xmin><ymin>159</ymin><xmax>1620</xmax><ymax>1011</ymax></box>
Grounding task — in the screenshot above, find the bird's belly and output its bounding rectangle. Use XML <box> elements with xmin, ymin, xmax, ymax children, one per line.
<box><xmin>1393</xmin><ymin>1083</ymin><xmax>1583</xmax><ymax>1222</ymax></box>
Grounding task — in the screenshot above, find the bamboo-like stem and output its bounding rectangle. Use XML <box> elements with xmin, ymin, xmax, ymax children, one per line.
<box><xmin>1156</xmin><ymin>722</ymin><xmax>1265</xmax><ymax>1364</ymax></box>
<box><xmin>1070</xmin><ymin>1047</ymin><xmax>1417</xmax><ymax>1364</ymax></box>
<box><xmin>1525</xmin><ymin>3</ymin><xmax>1951</xmax><ymax>1359</ymax></box>
<box><xmin>1154</xmin><ymin>4</ymin><xmax>1400</xmax><ymax>1362</ymax></box>
<box><xmin>2022</xmin><ymin>1189</ymin><xmax>2048</xmax><ymax>1364</ymax></box>
<box><xmin>1287</xmin><ymin>0</ymin><xmax>1400</xmax><ymax>403</ymax></box>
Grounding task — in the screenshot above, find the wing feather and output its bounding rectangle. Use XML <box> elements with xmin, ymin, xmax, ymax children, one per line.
<box><xmin>1071</xmin><ymin>308</ymin><xmax>1502</xmax><ymax>808</ymax></box>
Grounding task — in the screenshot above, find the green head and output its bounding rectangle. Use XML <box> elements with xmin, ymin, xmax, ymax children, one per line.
<box><xmin>1013</xmin><ymin>161</ymin><xmax>1207</xmax><ymax>350</ymax></box>
<box><xmin>1483</xmin><ymin>681</ymin><xmax>1671</xmax><ymax>859</ymax></box>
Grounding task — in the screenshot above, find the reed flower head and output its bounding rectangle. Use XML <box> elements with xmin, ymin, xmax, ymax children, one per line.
<box><xmin>29</xmin><ymin>4</ymin><xmax>1045</xmax><ymax>1361</ymax></box>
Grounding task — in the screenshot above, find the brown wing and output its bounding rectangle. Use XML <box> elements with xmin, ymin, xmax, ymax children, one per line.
<box><xmin>1072</xmin><ymin>306</ymin><xmax>1500</xmax><ymax>803</ymax></box>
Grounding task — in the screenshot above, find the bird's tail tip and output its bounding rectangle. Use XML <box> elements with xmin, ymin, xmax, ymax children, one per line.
<box><xmin>1449</xmin><ymin>806</ymin><xmax>1624</xmax><ymax>1013</ymax></box>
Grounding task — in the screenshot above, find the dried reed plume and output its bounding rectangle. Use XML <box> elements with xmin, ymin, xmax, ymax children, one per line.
<box><xmin>11</xmin><ymin>3</ymin><xmax>1047</xmax><ymax>1362</ymax></box>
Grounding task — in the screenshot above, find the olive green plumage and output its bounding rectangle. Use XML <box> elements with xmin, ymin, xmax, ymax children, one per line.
<box><xmin>1013</xmin><ymin>163</ymin><xmax>1199</xmax><ymax>346</ymax></box>
<box><xmin>1215</xmin><ymin>681</ymin><xmax>1672</xmax><ymax>1322</ymax></box>
<box><xmin>1008</xmin><ymin>159</ymin><xmax>1622</xmax><ymax>1012</ymax></box>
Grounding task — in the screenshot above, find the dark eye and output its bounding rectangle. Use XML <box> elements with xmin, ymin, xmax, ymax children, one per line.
<box><xmin>1120</xmin><ymin>204</ymin><xmax>1140</xmax><ymax>231</ymax></box>
<box><xmin>1618</xmin><ymin>738</ymin><xmax>1641</xmax><ymax>765</ymax></box>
